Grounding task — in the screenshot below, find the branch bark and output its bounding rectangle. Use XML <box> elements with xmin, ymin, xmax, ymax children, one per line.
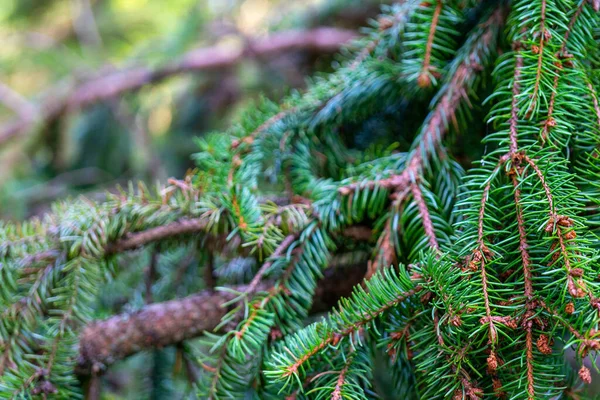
<box><xmin>76</xmin><ymin>261</ymin><xmax>367</xmax><ymax>375</ymax></box>
<box><xmin>105</xmin><ymin>218</ymin><xmax>209</xmax><ymax>254</ymax></box>
<box><xmin>0</xmin><ymin>27</ymin><xmax>356</xmax><ymax>146</ymax></box>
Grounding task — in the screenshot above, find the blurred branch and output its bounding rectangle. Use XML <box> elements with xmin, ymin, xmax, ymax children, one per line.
<box><xmin>76</xmin><ymin>261</ymin><xmax>367</xmax><ymax>375</ymax></box>
<box><xmin>0</xmin><ymin>81</ymin><xmax>38</xmax><ymax>121</ymax></box>
<box><xmin>0</xmin><ymin>27</ymin><xmax>356</xmax><ymax>146</ymax></box>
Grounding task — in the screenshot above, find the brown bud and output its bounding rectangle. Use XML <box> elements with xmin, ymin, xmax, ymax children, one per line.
<box><xmin>565</xmin><ymin>302</ymin><xmax>575</xmax><ymax>315</ymax></box>
<box><xmin>537</xmin><ymin>334</ymin><xmax>553</xmax><ymax>355</ymax></box>
<box><xmin>570</xmin><ymin>268</ymin><xmax>584</xmax><ymax>278</ymax></box>
<box><xmin>579</xmin><ymin>365</ymin><xmax>592</xmax><ymax>384</ymax></box>
<box><xmin>565</xmin><ymin>230</ymin><xmax>577</xmax><ymax>240</ymax></box>
<box><xmin>487</xmin><ymin>352</ymin><xmax>498</xmax><ymax>373</ymax></box>
<box><xmin>378</xmin><ymin>16</ymin><xmax>394</xmax><ymax>31</ymax></box>
<box><xmin>417</xmin><ymin>72</ymin><xmax>431</xmax><ymax>88</ymax></box>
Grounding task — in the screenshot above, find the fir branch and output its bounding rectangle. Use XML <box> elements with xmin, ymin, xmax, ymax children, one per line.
<box><xmin>509</xmin><ymin>53</ymin><xmax>524</xmax><ymax>154</ymax></box>
<box><xmin>267</xmin><ymin>268</ymin><xmax>422</xmax><ymax>386</ymax></box>
<box><xmin>339</xmin><ymin>7</ymin><xmax>506</xmax><ymax>194</ymax></box>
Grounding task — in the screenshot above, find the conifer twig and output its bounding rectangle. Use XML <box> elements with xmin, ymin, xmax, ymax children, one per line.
<box><xmin>282</xmin><ymin>285</ymin><xmax>423</xmax><ymax>377</ymax></box>
<box><xmin>247</xmin><ymin>234</ymin><xmax>296</xmax><ymax>294</ymax></box>
<box><xmin>527</xmin><ymin>0</ymin><xmax>547</xmax><ymax>116</ymax></box>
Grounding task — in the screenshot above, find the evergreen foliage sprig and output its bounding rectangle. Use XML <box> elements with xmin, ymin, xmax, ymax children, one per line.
<box><xmin>1</xmin><ymin>1</ymin><xmax>600</xmax><ymax>399</ymax></box>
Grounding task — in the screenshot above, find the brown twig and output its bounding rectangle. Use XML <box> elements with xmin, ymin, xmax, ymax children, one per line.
<box><xmin>410</xmin><ymin>182</ymin><xmax>439</xmax><ymax>251</ymax></box>
<box><xmin>246</xmin><ymin>234</ymin><xmax>296</xmax><ymax>294</ymax></box>
<box><xmin>418</xmin><ymin>0</ymin><xmax>443</xmax><ymax>88</ymax></box>
<box><xmin>542</xmin><ymin>3</ymin><xmax>585</xmax><ymax>142</ymax></box>
<box><xmin>283</xmin><ymin>285</ymin><xmax>423</xmax><ymax>378</ymax></box>
<box><xmin>367</xmin><ymin>188</ymin><xmax>409</xmax><ymax>279</ymax></box>
<box><xmin>509</xmin><ymin>54</ymin><xmax>524</xmax><ymax>154</ymax></box>
<box><xmin>331</xmin><ymin>352</ymin><xmax>354</xmax><ymax>400</ymax></box>
<box><xmin>527</xmin><ymin>0</ymin><xmax>547</xmax><ymax>116</ymax></box>
<box><xmin>511</xmin><ymin>174</ymin><xmax>536</xmax><ymax>400</ymax></box>
<box><xmin>105</xmin><ymin>218</ymin><xmax>208</xmax><ymax>254</ymax></box>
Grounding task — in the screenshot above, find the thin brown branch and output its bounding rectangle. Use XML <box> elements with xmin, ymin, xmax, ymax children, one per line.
<box><xmin>246</xmin><ymin>234</ymin><xmax>296</xmax><ymax>294</ymax></box>
<box><xmin>527</xmin><ymin>0</ymin><xmax>547</xmax><ymax>116</ymax></box>
<box><xmin>510</xmin><ymin>54</ymin><xmax>524</xmax><ymax>154</ymax></box>
<box><xmin>331</xmin><ymin>353</ymin><xmax>354</xmax><ymax>400</ymax></box>
<box><xmin>542</xmin><ymin>3</ymin><xmax>586</xmax><ymax>142</ymax></box>
<box><xmin>541</xmin><ymin>73</ymin><xmax>559</xmax><ymax>143</ymax></box>
<box><xmin>283</xmin><ymin>285</ymin><xmax>423</xmax><ymax>377</ymax></box>
<box><xmin>410</xmin><ymin>182</ymin><xmax>439</xmax><ymax>251</ymax></box>
<box><xmin>105</xmin><ymin>218</ymin><xmax>208</xmax><ymax>254</ymax></box>
<box><xmin>565</xmin><ymin>4</ymin><xmax>586</xmax><ymax>44</ymax></box>
<box><xmin>511</xmin><ymin>174</ymin><xmax>535</xmax><ymax>400</ymax></box>
<box><xmin>522</xmin><ymin>155</ymin><xmax>553</xmax><ymax>212</ymax></box>
<box><xmin>521</xmin><ymin>154</ymin><xmax>586</xmax><ymax>297</ymax></box>
<box><xmin>418</xmin><ymin>0</ymin><xmax>443</xmax><ymax>88</ymax></box>
<box><xmin>0</xmin><ymin>28</ymin><xmax>355</xmax><ymax>145</ymax></box>
<box><xmin>230</xmin><ymin>110</ymin><xmax>290</xmax><ymax>150</ymax></box>
<box><xmin>367</xmin><ymin>188</ymin><xmax>409</xmax><ymax>279</ymax></box>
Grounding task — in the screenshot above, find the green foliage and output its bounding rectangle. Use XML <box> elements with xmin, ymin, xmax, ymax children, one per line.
<box><xmin>2</xmin><ymin>1</ymin><xmax>600</xmax><ymax>399</ymax></box>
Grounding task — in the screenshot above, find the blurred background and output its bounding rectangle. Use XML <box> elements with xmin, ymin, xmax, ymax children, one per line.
<box><xmin>0</xmin><ymin>0</ymin><xmax>388</xmax><ymax>221</ymax></box>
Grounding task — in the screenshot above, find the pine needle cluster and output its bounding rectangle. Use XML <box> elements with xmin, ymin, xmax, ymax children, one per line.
<box><xmin>1</xmin><ymin>1</ymin><xmax>600</xmax><ymax>399</ymax></box>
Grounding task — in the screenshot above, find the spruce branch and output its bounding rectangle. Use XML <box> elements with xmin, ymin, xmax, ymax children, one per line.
<box><xmin>339</xmin><ymin>6</ymin><xmax>506</xmax><ymax>194</ymax></box>
<box><xmin>266</xmin><ymin>267</ymin><xmax>422</xmax><ymax>389</ymax></box>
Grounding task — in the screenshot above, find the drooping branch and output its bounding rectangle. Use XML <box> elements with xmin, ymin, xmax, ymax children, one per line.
<box><xmin>0</xmin><ymin>27</ymin><xmax>356</xmax><ymax>146</ymax></box>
